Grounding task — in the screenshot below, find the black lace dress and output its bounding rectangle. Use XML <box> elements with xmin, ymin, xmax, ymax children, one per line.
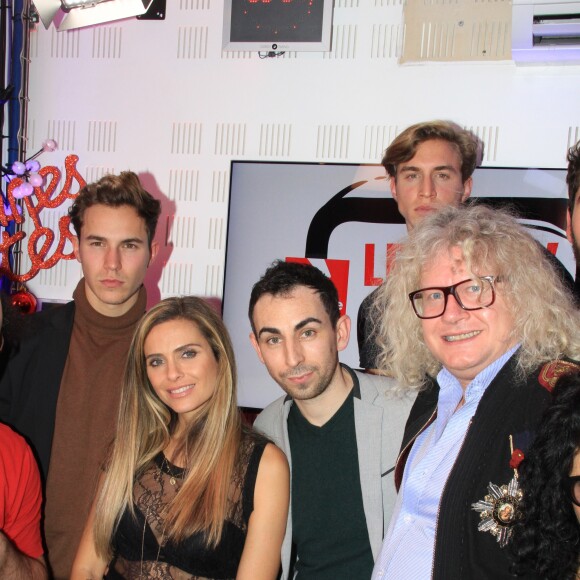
<box><xmin>105</xmin><ymin>435</ymin><xmax>267</xmax><ymax>579</ymax></box>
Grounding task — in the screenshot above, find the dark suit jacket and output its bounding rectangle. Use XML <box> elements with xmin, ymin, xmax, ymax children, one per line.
<box><xmin>393</xmin><ymin>355</ymin><xmax>579</xmax><ymax>580</ymax></box>
<box><xmin>0</xmin><ymin>302</ymin><xmax>75</xmax><ymax>480</ymax></box>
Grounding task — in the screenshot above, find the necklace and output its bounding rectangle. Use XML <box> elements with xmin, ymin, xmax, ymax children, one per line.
<box><xmin>139</xmin><ymin>455</ymin><xmax>176</xmax><ymax>578</ymax></box>
<box><xmin>160</xmin><ymin>453</ymin><xmax>184</xmax><ymax>484</ymax></box>
<box><xmin>139</xmin><ymin>505</ymin><xmax>165</xmax><ymax>579</ymax></box>
<box><xmin>161</xmin><ymin>455</ymin><xmax>179</xmax><ymax>486</ymax></box>
<box><xmin>138</xmin><ymin>449</ymin><xmax>182</xmax><ymax>573</ymax></box>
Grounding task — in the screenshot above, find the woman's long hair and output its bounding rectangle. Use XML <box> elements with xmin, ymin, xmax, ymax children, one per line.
<box><xmin>92</xmin><ymin>296</ymin><xmax>242</xmax><ymax>559</ymax></box>
<box><xmin>512</xmin><ymin>372</ymin><xmax>580</xmax><ymax>579</ymax></box>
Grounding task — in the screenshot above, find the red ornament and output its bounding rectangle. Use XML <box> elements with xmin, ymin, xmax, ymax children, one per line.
<box><xmin>1</xmin><ymin>154</ymin><xmax>85</xmax><ymax>283</ymax></box>
<box><xmin>509</xmin><ymin>449</ymin><xmax>525</xmax><ymax>470</ymax></box>
<box><xmin>10</xmin><ymin>290</ymin><xmax>38</xmax><ymax>315</ymax></box>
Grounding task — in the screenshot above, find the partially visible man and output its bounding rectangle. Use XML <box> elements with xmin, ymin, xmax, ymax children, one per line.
<box><xmin>0</xmin><ymin>171</ymin><xmax>161</xmax><ymax>579</ymax></box>
<box><xmin>0</xmin><ymin>423</ymin><xmax>47</xmax><ymax>580</ymax></box>
<box><xmin>0</xmin><ymin>297</ymin><xmax>46</xmax><ymax>580</ymax></box>
<box><xmin>249</xmin><ymin>260</ymin><xmax>414</xmax><ymax>579</ymax></box>
<box><xmin>566</xmin><ymin>140</ymin><xmax>580</xmax><ymax>266</ymax></box>
<box><xmin>371</xmin><ymin>204</ymin><xmax>580</xmax><ymax>580</ymax></box>
<box><xmin>357</xmin><ymin>120</ymin><xmax>482</xmax><ymax>371</ymax></box>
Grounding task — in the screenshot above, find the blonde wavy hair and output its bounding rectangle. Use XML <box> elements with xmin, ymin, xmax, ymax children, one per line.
<box><xmin>373</xmin><ymin>204</ymin><xmax>580</xmax><ymax>392</ymax></box>
<box><xmin>92</xmin><ymin>296</ymin><xmax>243</xmax><ymax>559</ymax></box>
<box><xmin>382</xmin><ymin>120</ymin><xmax>483</xmax><ymax>182</ymax></box>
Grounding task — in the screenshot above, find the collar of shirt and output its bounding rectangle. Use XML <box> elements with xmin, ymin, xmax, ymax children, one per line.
<box><xmin>433</xmin><ymin>344</ymin><xmax>520</xmax><ymax>442</ymax></box>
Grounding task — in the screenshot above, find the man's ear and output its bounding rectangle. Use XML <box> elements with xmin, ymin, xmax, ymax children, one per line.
<box><xmin>335</xmin><ymin>314</ymin><xmax>351</xmax><ymax>353</ymax></box>
<box><xmin>249</xmin><ymin>332</ymin><xmax>265</xmax><ymax>364</ymax></box>
<box><xmin>461</xmin><ymin>176</ymin><xmax>473</xmax><ymax>202</ymax></box>
<box><xmin>72</xmin><ymin>236</ymin><xmax>81</xmax><ymax>262</ymax></box>
<box><xmin>389</xmin><ymin>175</ymin><xmax>398</xmax><ymax>202</ymax></box>
<box><xmin>567</xmin><ymin>208</ymin><xmax>573</xmax><ymax>244</ymax></box>
<box><xmin>149</xmin><ymin>241</ymin><xmax>159</xmax><ymax>266</ymax></box>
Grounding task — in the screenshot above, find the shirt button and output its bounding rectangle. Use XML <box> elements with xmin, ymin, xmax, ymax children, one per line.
<box><xmin>404</xmin><ymin>514</ymin><xmax>413</xmax><ymax>523</ymax></box>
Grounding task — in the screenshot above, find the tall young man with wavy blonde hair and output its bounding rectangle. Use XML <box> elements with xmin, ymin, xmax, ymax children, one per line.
<box><xmin>358</xmin><ymin>120</ymin><xmax>483</xmax><ymax>371</ymax></box>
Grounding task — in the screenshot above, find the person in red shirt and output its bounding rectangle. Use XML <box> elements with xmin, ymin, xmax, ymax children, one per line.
<box><xmin>0</xmin><ymin>293</ymin><xmax>47</xmax><ymax>579</ymax></box>
<box><xmin>0</xmin><ymin>421</ymin><xmax>46</xmax><ymax>579</ymax></box>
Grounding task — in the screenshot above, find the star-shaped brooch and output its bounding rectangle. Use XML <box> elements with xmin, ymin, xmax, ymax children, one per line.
<box><xmin>472</xmin><ymin>438</ymin><xmax>525</xmax><ymax>548</ymax></box>
<box><xmin>471</xmin><ymin>475</ymin><xmax>523</xmax><ymax>547</ymax></box>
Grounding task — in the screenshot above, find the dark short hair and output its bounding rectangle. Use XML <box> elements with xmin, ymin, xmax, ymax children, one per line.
<box><xmin>382</xmin><ymin>120</ymin><xmax>483</xmax><ymax>183</ymax></box>
<box><xmin>69</xmin><ymin>171</ymin><xmax>161</xmax><ymax>247</ymax></box>
<box><xmin>566</xmin><ymin>141</ymin><xmax>580</xmax><ymax>216</ymax></box>
<box><xmin>248</xmin><ymin>260</ymin><xmax>340</xmax><ymax>335</ymax></box>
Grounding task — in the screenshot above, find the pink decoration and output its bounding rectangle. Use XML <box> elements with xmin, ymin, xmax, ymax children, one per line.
<box><xmin>42</xmin><ymin>139</ymin><xmax>57</xmax><ymax>152</ymax></box>
<box><xmin>28</xmin><ymin>173</ymin><xmax>43</xmax><ymax>187</ymax></box>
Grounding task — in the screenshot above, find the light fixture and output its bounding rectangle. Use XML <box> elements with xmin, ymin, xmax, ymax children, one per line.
<box><xmin>32</xmin><ymin>0</ymin><xmax>155</xmax><ymax>31</ymax></box>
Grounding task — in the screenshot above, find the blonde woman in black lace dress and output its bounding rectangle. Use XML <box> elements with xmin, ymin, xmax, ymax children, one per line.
<box><xmin>72</xmin><ymin>297</ymin><xmax>289</xmax><ymax>579</ymax></box>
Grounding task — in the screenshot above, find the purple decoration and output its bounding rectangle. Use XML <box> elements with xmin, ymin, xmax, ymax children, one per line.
<box><xmin>25</xmin><ymin>160</ymin><xmax>41</xmax><ymax>172</ymax></box>
<box><xmin>11</xmin><ymin>161</ymin><xmax>26</xmax><ymax>176</ymax></box>
<box><xmin>3</xmin><ymin>203</ymin><xmax>22</xmax><ymax>216</ymax></box>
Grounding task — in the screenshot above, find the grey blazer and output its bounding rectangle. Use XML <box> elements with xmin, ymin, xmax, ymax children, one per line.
<box><xmin>253</xmin><ymin>364</ymin><xmax>415</xmax><ymax>579</ymax></box>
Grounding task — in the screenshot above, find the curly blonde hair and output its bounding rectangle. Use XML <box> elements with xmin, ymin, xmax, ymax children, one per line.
<box><xmin>372</xmin><ymin>204</ymin><xmax>580</xmax><ymax>392</ymax></box>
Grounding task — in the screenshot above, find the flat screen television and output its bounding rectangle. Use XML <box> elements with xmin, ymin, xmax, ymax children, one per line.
<box><xmin>222</xmin><ymin>161</ymin><xmax>573</xmax><ymax>409</ymax></box>
<box><xmin>223</xmin><ymin>0</ymin><xmax>333</xmax><ymax>52</ymax></box>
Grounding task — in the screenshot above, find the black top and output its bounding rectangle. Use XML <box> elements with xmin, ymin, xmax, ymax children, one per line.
<box><xmin>106</xmin><ymin>435</ymin><xmax>267</xmax><ymax>579</ymax></box>
<box><xmin>0</xmin><ymin>301</ymin><xmax>75</xmax><ymax>479</ymax></box>
<box><xmin>288</xmin><ymin>389</ymin><xmax>373</xmax><ymax>579</ymax></box>
<box><xmin>356</xmin><ymin>287</ymin><xmax>381</xmax><ymax>370</ymax></box>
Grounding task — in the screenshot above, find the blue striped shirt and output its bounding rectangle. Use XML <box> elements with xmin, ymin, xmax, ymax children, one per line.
<box><xmin>371</xmin><ymin>345</ymin><xmax>519</xmax><ymax>579</ymax></box>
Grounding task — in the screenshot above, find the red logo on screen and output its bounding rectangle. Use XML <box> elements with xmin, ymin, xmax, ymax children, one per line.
<box><xmin>364</xmin><ymin>243</ymin><xmax>401</xmax><ymax>287</ymax></box>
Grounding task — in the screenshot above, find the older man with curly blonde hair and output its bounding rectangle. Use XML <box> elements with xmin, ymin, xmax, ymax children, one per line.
<box><xmin>371</xmin><ymin>204</ymin><xmax>580</xmax><ymax>580</ymax></box>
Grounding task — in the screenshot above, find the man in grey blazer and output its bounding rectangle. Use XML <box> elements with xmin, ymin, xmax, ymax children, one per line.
<box><xmin>249</xmin><ymin>260</ymin><xmax>414</xmax><ymax>579</ymax></box>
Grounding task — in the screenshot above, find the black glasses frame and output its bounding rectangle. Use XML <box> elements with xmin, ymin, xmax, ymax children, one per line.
<box><xmin>569</xmin><ymin>475</ymin><xmax>580</xmax><ymax>507</ymax></box>
<box><xmin>409</xmin><ymin>276</ymin><xmax>498</xmax><ymax>320</ymax></box>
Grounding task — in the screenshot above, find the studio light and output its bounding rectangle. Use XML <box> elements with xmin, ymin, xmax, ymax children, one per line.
<box><xmin>32</xmin><ymin>0</ymin><xmax>155</xmax><ymax>31</ymax></box>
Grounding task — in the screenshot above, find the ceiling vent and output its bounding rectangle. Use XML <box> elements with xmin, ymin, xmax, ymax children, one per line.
<box><xmin>513</xmin><ymin>1</ymin><xmax>580</xmax><ymax>63</ymax></box>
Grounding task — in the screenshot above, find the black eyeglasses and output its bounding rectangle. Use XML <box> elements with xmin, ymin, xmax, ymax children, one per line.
<box><xmin>569</xmin><ymin>475</ymin><xmax>580</xmax><ymax>507</ymax></box>
<box><xmin>409</xmin><ymin>276</ymin><xmax>499</xmax><ymax>320</ymax></box>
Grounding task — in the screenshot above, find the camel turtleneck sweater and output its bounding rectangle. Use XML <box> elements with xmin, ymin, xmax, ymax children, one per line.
<box><xmin>44</xmin><ymin>279</ymin><xmax>147</xmax><ymax>580</ymax></box>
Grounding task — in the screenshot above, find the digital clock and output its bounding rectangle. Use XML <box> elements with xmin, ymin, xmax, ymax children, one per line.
<box><xmin>223</xmin><ymin>0</ymin><xmax>333</xmax><ymax>52</ymax></box>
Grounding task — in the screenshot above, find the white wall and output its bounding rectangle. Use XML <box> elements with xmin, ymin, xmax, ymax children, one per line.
<box><xmin>22</xmin><ymin>0</ymin><xmax>580</xmax><ymax>305</ymax></box>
